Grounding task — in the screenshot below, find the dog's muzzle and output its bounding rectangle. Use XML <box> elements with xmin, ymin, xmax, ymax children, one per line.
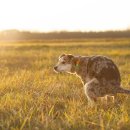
<box><xmin>54</xmin><ymin>66</ymin><xmax>58</xmax><ymax>72</ymax></box>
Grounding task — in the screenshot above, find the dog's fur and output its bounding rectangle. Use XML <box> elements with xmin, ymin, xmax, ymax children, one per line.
<box><xmin>54</xmin><ymin>54</ymin><xmax>130</xmax><ymax>106</ymax></box>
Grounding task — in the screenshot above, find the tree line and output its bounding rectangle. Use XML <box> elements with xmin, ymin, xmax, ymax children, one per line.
<box><xmin>0</xmin><ymin>30</ymin><xmax>130</xmax><ymax>41</ymax></box>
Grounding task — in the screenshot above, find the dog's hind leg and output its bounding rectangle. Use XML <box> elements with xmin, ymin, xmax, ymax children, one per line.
<box><xmin>100</xmin><ymin>95</ymin><xmax>108</xmax><ymax>105</ymax></box>
<box><xmin>107</xmin><ymin>94</ymin><xmax>117</xmax><ymax>104</ymax></box>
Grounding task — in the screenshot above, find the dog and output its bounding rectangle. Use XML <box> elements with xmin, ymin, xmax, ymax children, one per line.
<box><xmin>54</xmin><ymin>54</ymin><xmax>130</xmax><ymax>106</ymax></box>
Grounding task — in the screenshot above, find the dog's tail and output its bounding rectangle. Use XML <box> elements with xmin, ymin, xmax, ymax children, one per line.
<box><xmin>117</xmin><ymin>87</ymin><xmax>130</xmax><ymax>94</ymax></box>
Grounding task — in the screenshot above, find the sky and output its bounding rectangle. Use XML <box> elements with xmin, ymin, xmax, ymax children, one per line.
<box><xmin>0</xmin><ymin>0</ymin><xmax>130</xmax><ymax>32</ymax></box>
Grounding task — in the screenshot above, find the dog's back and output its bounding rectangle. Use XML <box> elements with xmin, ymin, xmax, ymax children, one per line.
<box><xmin>87</xmin><ymin>55</ymin><xmax>121</xmax><ymax>85</ymax></box>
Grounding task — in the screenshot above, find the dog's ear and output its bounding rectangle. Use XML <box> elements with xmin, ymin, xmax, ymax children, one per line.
<box><xmin>67</xmin><ymin>54</ymin><xmax>74</xmax><ymax>60</ymax></box>
<box><xmin>59</xmin><ymin>54</ymin><xmax>66</xmax><ymax>59</ymax></box>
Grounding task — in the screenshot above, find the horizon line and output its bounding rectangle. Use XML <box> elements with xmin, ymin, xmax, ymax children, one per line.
<box><xmin>0</xmin><ymin>28</ymin><xmax>130</xmax><ymax>33</ymax></box>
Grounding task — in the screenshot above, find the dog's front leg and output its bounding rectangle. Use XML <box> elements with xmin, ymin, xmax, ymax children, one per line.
<box><xmin>84</xmin><ymin>78</ymin><xmax>99</xmax><ymax>107</ymax></box>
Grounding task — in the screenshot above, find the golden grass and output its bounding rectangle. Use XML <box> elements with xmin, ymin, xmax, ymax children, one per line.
<box><xmin>0</xmin><ymin>39</ymin><xmax>130</xmax><ymax>130</ymax></box>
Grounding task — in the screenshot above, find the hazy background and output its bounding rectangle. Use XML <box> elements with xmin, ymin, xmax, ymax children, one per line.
<box><xmin>0</xmin><ymin>0</ymin><xmax>130</xmax><ymax>32</ymax></box>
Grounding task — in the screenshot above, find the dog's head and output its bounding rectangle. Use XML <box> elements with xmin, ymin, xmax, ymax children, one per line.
<box><xmin>54</xmin><ymin>54</ymin><xmax>75</xmax><ymax>73</ymax></box>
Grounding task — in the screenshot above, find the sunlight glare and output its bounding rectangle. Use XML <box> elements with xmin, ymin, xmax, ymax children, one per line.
<box><xmin>0</xmin><ymin>0</ymin><xmax>130</xmax><ymax>31</ymax></box>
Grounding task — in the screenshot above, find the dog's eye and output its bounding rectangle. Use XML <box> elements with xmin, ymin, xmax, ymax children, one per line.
<box><xmin>62</xmin><ymin>61</ymin><xmax>66</xmax><ymax>64</ymax></box>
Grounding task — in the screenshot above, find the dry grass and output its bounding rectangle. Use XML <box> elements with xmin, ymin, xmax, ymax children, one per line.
<box><xmin>0</xmin><ymin>39</ymin><xmax>130</xmax><ymax>130</ymax></box>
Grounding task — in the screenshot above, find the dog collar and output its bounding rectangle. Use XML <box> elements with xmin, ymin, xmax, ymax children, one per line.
<box><xmin>75</xmin><ymin>59</ymin><xmax>80</xmax><ymax>69</ymax></box>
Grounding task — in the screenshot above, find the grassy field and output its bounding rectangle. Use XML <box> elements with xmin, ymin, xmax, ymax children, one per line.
<box><xmin>0</xmin><ymin>39</ymin><xmax>130</xmax><ymax>130</ymax></box>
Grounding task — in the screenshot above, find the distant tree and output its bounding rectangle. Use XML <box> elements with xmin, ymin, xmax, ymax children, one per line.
<box><xmin>0</xmin><ymin>30</ymin><xmax>130</xmax><ymax>41</ymax></box>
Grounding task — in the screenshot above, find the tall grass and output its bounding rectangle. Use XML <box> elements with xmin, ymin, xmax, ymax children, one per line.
<box><xmin>0</xmin><ymin>39</ymin><xmax>130</xmax><ymax>130</ymax></box>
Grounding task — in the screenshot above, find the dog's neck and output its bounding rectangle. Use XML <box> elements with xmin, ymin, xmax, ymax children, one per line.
<box><xmin>71</xmin><ymin>56</ymin><xmax>81</xmax><ymax>72</ymax></box>
<box><xmin>72</xmin><ymin>56</ymin><xmax>90</xmax><ymax>84</ymax></box>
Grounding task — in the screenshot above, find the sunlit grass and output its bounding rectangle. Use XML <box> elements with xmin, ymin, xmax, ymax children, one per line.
<box><xmin>0</xmin><ymin>39</ymin><xmax>130</xmax><ymax>130</ymax></box>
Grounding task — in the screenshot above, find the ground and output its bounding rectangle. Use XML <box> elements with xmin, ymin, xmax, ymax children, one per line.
<box><xmin>0</xmin><ymin>38</ymin><xmax>130</xmax><ymax>130</ymax></box>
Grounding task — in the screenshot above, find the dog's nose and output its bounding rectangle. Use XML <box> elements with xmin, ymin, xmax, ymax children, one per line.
<box><xmin>54</xmin><ymin>66</ymin><xmax>57</xmax><ymax>70</ymax></box>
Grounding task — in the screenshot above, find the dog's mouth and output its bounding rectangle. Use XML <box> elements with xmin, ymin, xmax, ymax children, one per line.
<box><xmin>53</xmin><ymin>69</ymin><xmax>59</xmax><ymax>73</ymax></box>
<box><xmin>54</xmin><ymin>70</ymin><xmax>64</xmax><ymax>73</ymax></box>
<box><xmin>53</xmin><ymin>68</ymin><xmax>65</xmax><ymax>73</ymax></box>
